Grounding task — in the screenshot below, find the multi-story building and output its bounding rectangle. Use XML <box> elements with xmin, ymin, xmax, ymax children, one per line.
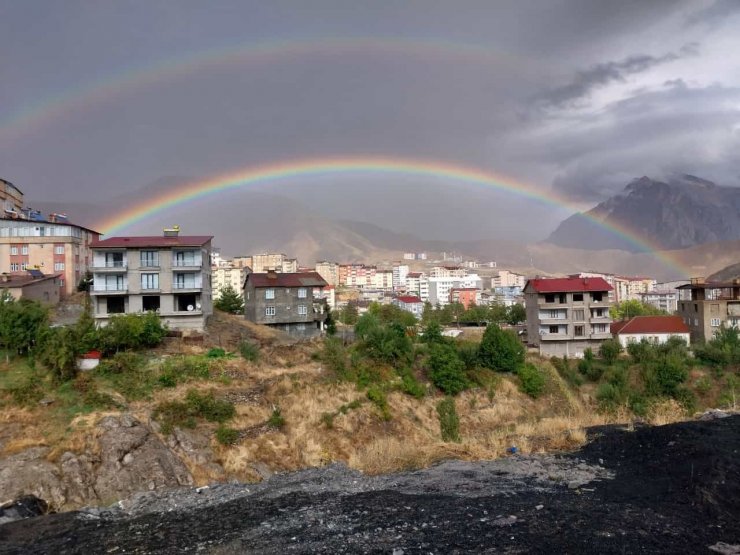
<box><xmin>449</xmin><ymin>287</ymin><xmax>481</xmax><ymax>309</ymax></box>
<box><xmin>677</xmin><ymin>278</ymin><xmax>740</xmax><ymax>343</ymax></box>
<box><xmin>570</xmin><ymin>271</ymin><xmax>617</xmax><ymax>303</ymax></box>
<box><xmin>315</xmin><ymin>261</ymin><xmax>340</xmax><ymax>286</ymax></box>
<box><xmin>428</xmin><ymin>274</ymin><xmax>482</xmax><ymax>307</ymax></box>
<box><xmin>524</xmin><ymin>277</ymin><xmax>613</xmax><ymax>357</ymax></box>
<box><xmin>90</xmin><ymin>230</ymin><xmax>213</xmax><ymax>330</ymax></box>
<box><xmin>639</xmin><ymin>290</ymin><xmax>679</xmax><ymax>314</ymax></box>
<box><xmin>493</xmin><ymin>270</ymin><xmax>526</xmax><ymax>289</ymax></box>
<box><xmin>430</xmin><ymin>266</ymin><xmax>468</xmax><ymax>278</ymax></box>
<box><xmin>232</xmin><ymin>256</ymin><xmax>252</xmax><ymax>269</ymax></box>
<box><xmin>613</xmin><ymin>276</ymin><xmax>657</xmax><ymax>303</ymax></box>
<box><xmin>0</xmin><ymin>179</ymin><xmax>24</xmax><ymax>215</ymax></box>
<box><xmin>405</xmin><ymin>272</ymin><xmax>429</xmax><ymax>302</ymax></box>
<box><xmin>370</xmin><ymin>269</ymin><xmax>393</xmax><ymax>290</ymax></box>
<box><xmin>0</xmin><ymin>217</ymin><xmax>99</xmax><ymax>296</ymax></box>
<box><xmin>392</xmin><ymin>264</ymin><xmax>409</xmax><ymax>289</ymax></box>
<box><xmin>243</xmin><ymin>270</ymin><xmax>328</xmax><ymax>337</ymax></box>
<box><xmin>339</xmin><ymin>263</ymin><xmax>377</xmax><ymax>289</ymax></box>
<box><xmin>212</xmin><ymin>265</ymin><xmax>247</xmax><ymax>300</ymax></box>
<box><xmin>392</xmin><ymin>295</ymin><xmax>424</xmax><ymax>318</ymax></box>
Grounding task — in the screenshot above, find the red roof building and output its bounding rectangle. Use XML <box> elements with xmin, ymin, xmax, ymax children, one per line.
<box><xmin>92</xmin><ymin>236</ymin><xmax>213</xmax><ymax>248</ymax></box>
<box><xmin>245</xmin><ymin>271</ymin><xmax>327</xmax><ymax>289</ymax></box>
<box><xmin>611</xmin><ymin>316</ymin><xmax>690</xmax><ymax>347</ymax></box>
<box><xmin>525</xmin><ymin>277</ymin><xmax>613</xmax><ymax>293</ymax></box>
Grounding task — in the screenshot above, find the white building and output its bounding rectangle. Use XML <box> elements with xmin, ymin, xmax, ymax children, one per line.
<box><xmin>639</xmin><ymin>290</ymin><xmax>679</xmax><ymax>314</ymax></box>
<box><xmin>493</xmin><ymin>270</ymin><xmax>526</xmax><ymax>289</ymax></box>
<box><xmin>428</xmin><ymin>274</ymin><xmax>482</xmax><ymax>307</ymax></box>
<box><xmin>392</xmin><ymin>264</ymin><xmax>409</xmax><ymax>289</ymax></box>
<box><xmin>315</xmin><ymin>261</ymin><xmax>340</xmax><ymax>287</ymax></box>
<box><xmin>392</xmin><ymin>295</ymin><xmax>424</xmax><ymax>318</ymax></box>
<box><xmin>610</xmin><ymin>316</ymin><xmax>690</xmax><ymax>348</ymax></box>
<box><xmin>405</xmin><ymin>272</ymin><xmax>429</xmax><ymax>302</ymax></box>
<box><xmin>213</xmin><ymin>265</ymin><xmax>247</xmax><ymax>300</ymax></box>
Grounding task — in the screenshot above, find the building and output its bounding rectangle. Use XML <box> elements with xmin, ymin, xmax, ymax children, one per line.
<box><xmin>613</xmin><ymin>276</ymin><xmax>657</xmax><ymax>303</ymax></box>
<box><xmin>392</xmin><ymin>295</ymin><xmax>424</xmax><ymax>318</ymax></box>
<box><xmin>639</xmin><ymin>290</ymin><xmax>679</xmax><ymax>314</ymax></box>
<box><xmin>243</xmin><ymin>270</ymin><xmax>328</xmax><ymax>337</ymax></box>
<box><xmin>524</xmin><ymin>277</ymin><xmax>613</xmax><ymax>357</ymax></box>
<box><xmin>90</xmin><ymin>230</ymin><xmax>213</xmax><ymax>331</ymax></box>
<box><xmin>370</xmin><ymin>269</ymin><xmax>393</xmax><ymax>290</ymax></box>
<box><xmin>0</xmin><ymin>270</ymin><xmax>62</xmax><ymax>305</ymax></box>
<box><xmin>428</xmin><ymin>274</ymin><xmax>482</xmax><ymax>307</ymax></box>
<box><xmin>610</xmin><ymin>316</ymin><xmax>690</xmax><ymax>348</ymax></box>
<box><xmin>449</xmin><ymin>287</ymin><xmax>481</xmax><ymax>309</ymax></box>
<box><xmin>212</xmin><ymin>265</ymin><xmax>247</xmax><ymax>300</ymax></box>
<box><xmin>430</xmin><ymin>266</ymin><xmax>468</xmax><ymax>278</ymax></box>
<box><xmin>315</xmin><ymin>261</ymin><xmax>340</xmax><ymax>286</ymax></box>
<box><xmin>339</xmin><ymin>263</ymin><xmax>378</xmax><ymax>289</ymax></box>
<box><xmin>392</xmin><ymin>264</ymin><xmax>409</xmax><ymax>289</ymax></box>
<box><xmin>677</xmin><ymin>278</ymin><xmax>740</xmax><ymax>343</ymax></box>
<box><xmin>492</xmin><ymin>286</ymin><xmax>524</xmax><ymax>307</ymax></box>
<box><xmin>0</xmin><ymin>179</ymin><xmax>24</xmax><ymax>215</ymax></box>
<box><xmin>405</xmin><ymin>272</ymin><xmax>429</xmax><ymax>302</ymax></box>
<box><xmin>231</xmin><ymin>256</ymin><xmax>252</xmax><ymax>269</ymax></box>
<box><xmin>493</xmin><ymin>270</ymin><xmax>526</xmax><ymax>289</ymax></box>
<box><xmin>0</xmin><ymin>216</ymin><xmax>99</xmax><ymax>296</ymax></box>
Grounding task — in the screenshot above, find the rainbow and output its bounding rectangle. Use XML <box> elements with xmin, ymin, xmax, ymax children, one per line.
<box><xmin>0</xmin><ymin>36</ymin><xmax>540</xmax><ymax>142</ymax></box>
<box><xmin>95</xmin><ymin>156</ymin><xmax>689</xmax><ymax>277</ymax></box>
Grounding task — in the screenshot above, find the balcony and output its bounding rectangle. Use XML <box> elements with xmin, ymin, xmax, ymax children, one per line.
<box><xmin>172</xmin><ymin>258</ymin><xmax>202</xmax><ymax>270</ymax></box>
<box><xmin>91</xmin><ymin>260</ymin><xmax>127</xmax><ymax>272</ymax></box>
<box><xmin>590</xmin><ymin>332</ymin><xmax>612</xmax><ymax>340</ymax></box>
<box><xmin>91</xmin><ymin>285</ymin><xmax>128</xmax><ymax>295</ymax></box>
<box><xmin>173</xmin><ymin>282</ymin><xmax>202</xmax><ymax>293</ymax></box>
<box><xmin>540</xmin><ymin>333</ymin><xmax>570</xmax><ymax>341</ymax></box>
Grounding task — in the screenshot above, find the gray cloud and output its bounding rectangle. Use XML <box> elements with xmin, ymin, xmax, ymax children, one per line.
<box><xmin>685</xmin><ymin>0</ymin><xmax>740</xmax><ymax>28</ymax></box>
<box><xmin>534</xmin><ymin>43</ymin><xmax>699</xmax><ymax>109</ymax></box>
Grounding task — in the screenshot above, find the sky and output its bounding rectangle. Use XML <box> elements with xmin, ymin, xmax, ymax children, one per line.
<box><xmin>1</xmin><ymin>0</ymin><xmax>739</xmax><ymax>241</ymax></box>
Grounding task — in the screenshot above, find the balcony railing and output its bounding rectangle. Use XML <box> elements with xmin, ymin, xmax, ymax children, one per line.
<box><xmin>173</xmin><ymin>282</ymin><xmax>201</xmax><ymax>289</ymax></box>
<box><xmin>173</xmin><ymin>260</ymin><xmax>202</xmax><ymax>268</ymax></box>
<box><xmin>92</xmin><ymin>260</ymin><xmax>127</xmax><ymax>269</ymax></box>
<box><xmin>92</xmin><ymin>285</ymin><xmax>127</xmax><ymax>293</ymax></box>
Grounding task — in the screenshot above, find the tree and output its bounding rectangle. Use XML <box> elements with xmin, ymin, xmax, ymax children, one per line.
<box><xmin>598</xmin><ymin>338</ymin><xmax>623</xmax><ymax>364</ymax></box>
<box><xmin>338</xmin><ymin>303</ymin><xmax>359</xmax><ymax>326</ymax></box>
<box><xmin>0</xmin><ymin>294</ymin><xmax>48</xmax><ymax>362</ymax></box>
<box><xmin>38</xmin><ymin>326</ymin><xmax>79</xmax><ymax>382</ymax></box>
<box><xmin>478</xmin><ymin>323</ymin><xmax>525</xmax><ymax>373</ymax></box>
<box><xmin>610</xmin><ymin>300</ymin><xmax>666</xmax><ymax>320</ymax></box>
<box><xmin>427</xmin><ymin>343</ymin><xmax>468</xmax><ymax>395</ymax></box>
<box><xmin>214</xmin><ymin>285</ymin><xmax>244</xmax><ymax>314</ymax></box>
<box><xmin>421</xmin><ymin>321</ymin><xmax>445</xmax><ymax>345</ymax></box>
<box><xmin>324</xmin><ymin>306</ymin><xmax>337</xmax><ymax>336</ymax></box>
<box><xmin>506</xmin><ymin>303</ymin><xmax>526</xmax><ymax>325</ymax></box>
<box><xmin>355</xmin><ymin>314</ymin><xmax>412</xmax><ymax>364</ymax></box>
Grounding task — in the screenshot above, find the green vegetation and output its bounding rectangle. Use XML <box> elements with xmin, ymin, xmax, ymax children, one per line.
<box><xmin>268</xmin><ymin>406</ymin><xmax>286</xmax><ymax>428</ymax></box>
<box><xmin>215</xmin><ymin>426</ymin><xmax>240</xmax><ymax>445</ymax></box>
<box><xmin>0</xmin><ymin>292</ymin><xmax>49</xmax><ymax>362</ymax></box>
<box><xmin>598</xmin><ymin>339</ymin><xmax>623</xmax><ymax>364</ymax></box>
<box><xmin>421</xmin><ymin>301</ymin><xmax>523</xmax><ymax>328</ymax></box>
<box><xmin>427</xmin><ymin>342</ymin><xmax>468</xmax><ymax>395</ymax></box>
<box><xmin>214</xmin><ymin>285</ymin><xmax>244</xmax><ymax>315</ymax></box>
<box><xmin>516</xmin><ymin>363</ymin><xmax>546</xmax><ymax>398</ymax></box>
<box><xmin>366</xmin><ymin>385</ymin><xmax>392</xmax><ymax>421</ymax></box>
<box><xmin>478</xmin><ymin>324</ymin><xmax>525</xmax><ymax>373</ymax></box>
<box><xmin>436</xmin><ymin>397</ymin><xmax>461</xmax><ymax>442</ymax></box>
<box><xmin>610</xmin><ymin>299</ymin><xmax>667</xmax><ymax>320</ymax></box>
<box><xmin>153</xmin><ymin>389</ymin><xmax>236</xmax><ymax>435</ymax></box>
<box><xmin>695</xmin><ymin>326</ymin><xmax>740</xmax><ymax>369</ymax></box>
<box><xmin>239</xmin><ymin>340</ymin><xmax>260</xmax><ymax>362</ymax></box>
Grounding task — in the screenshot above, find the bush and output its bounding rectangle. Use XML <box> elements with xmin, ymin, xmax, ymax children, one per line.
<box><xmin>427</xmin><ymin>343</ymin><xmax>468</xmax><ymax>395</ymax></box>
<box><xmin>654</xmin><ymin>354</ymin><xmax>688</xmax><ymax>396</ymax></box>
<box><xmin>5</xmin><ymin>375</ymin><xmax>44</xmax><ymax>406</ymax></box>
<box><xmin>596</xmin><ymin>383</ymin><xmax>621</xmax><ymax>406</ymax></box>
<box><xmin>239</xmin><ymin>341</ymin><xmax>260</xmax><ymax>362</ymax></box>
<box><xmin>577</xmin><ymin>358</ymin><xmax>603</xmax><ymax>382</ymax></box>
<box><xmin>397</xmin><ymin>367</ymin><xmax>426</xmax><ymax>399</ymax></box>
<box><xmin>598</xmin><ymin>339</ymin><xmax>622</xmax><ymax>364</ymax></box>
<box><xmin>215</xmin><ymin>426</ymin><xmax>240</xmax><ymax>445</ymax></box>
<box><xmin>214</xmin><ymin>285</ymin><xmax>244</xmax><ymax>315</ymax></box>
<box><xmin>321</xmin><ymin>337</ymin><xmax>349</xmax><ymax>379</ymax></box>
<box><xmin>268</xmin><ymin>406</ymin><xmax>286</xmax><ymax>428</ymax></box>
<box><xmin>158</xmin><ymin>356</ymin><xmax>210</xmax><ymax>387</ymax></box>
<box><xmin>97</xmin><ymin>312</ymin><xmax>167</xmax><ymax>354</ymax></box>
<box><xmin>367</xmin><ymin>386</ymin><xmax>392</xmax><ymax>421</ymax></box>
<box><xmin>456</xmin><ymin>341</ymin><xmax>480</xmax><ymax>371</ymax></box>
<box><xmin>153</xmin><ymin>389</ymin><xmax>235</xmax><ymax>435</ymax></box>
<box><xmin>478</xmin><ymin>324</ymin><xmax>524</xmax><ymax>373</ymax></box>
<box><xmin>97</xmin><ymin>352</ymin><xmax>147</xmax><ymax>375</ymax></box>
<box><xmin>436</xmin><ymin>397</ymin><xmax>461</xmax><ymax>442</ymax></box>
<box><xmin>516</xmin><ymin>363</ymin><xmax>546</xmax><ymax>398</ymax></box>
<box><xmin>206</xmin><ymin>348</ymin><xmax>227</xmax><ymax>358</ymax></box>
<box><xmin>355</xmin><ymin>314</ymin><xmax>413</xmax><ymax>364</ymax></box>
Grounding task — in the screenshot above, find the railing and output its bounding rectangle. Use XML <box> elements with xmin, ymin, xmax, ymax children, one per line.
<box><xmin>93</xmin><ymin>260</ymin><xmax>127</xmax><ymax>268</ymax></box>
<box><xmin>92</xmin><ymin>285</ymin><xmax>127</xmax><ymax>292</ymax></box>
<box><xmin>173</xmin><ymin>260</ymin><xmax>202</xmax><ymax>267</ymax></box>
<box><xmin>173</xmin><ymin>282</ymin><xmax>201</xmax><ymax>289</ymax></box>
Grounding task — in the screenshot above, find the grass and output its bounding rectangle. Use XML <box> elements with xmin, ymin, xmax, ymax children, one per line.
<box><xmin>152</xmin><ymin>389</ymin><xmax>236</xmax><ymax>435</ymax></box>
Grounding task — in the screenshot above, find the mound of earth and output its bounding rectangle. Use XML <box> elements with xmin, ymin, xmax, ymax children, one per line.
<box><xmin>0</xmin><ymin>415</ymin><xmax>738</xmax><ymax>554</ymax></box>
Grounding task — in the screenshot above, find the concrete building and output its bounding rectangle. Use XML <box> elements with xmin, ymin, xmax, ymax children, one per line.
<box><xmin>339</xmin><ymin>263</ymin><xmax>377</xmax><ymax>289</ymax></box>
<box><xmin>315</xmin><ymin>261</ymin><xmax>340</xmax><ymax>287</ymax></box>
<box><xmin>524</xmin><ymin>277</ymin><xmax>613</xmax><ymax>358</ymax></box>
<box><xmin>611</xmin><ymin>316</ymin><xmax>690</xmax><ymax>348</ymax></box>
<box><xmin>639</xmin><ymin>290</ymin><xmax>679</xmax><ymax>314</ymax></box>
<box><xmin>0</xmin><ymin>217</ymin><xmax>99</xmax><ymax>296</ymax></box>
<box><xmin>405</xmin><ymin>272</ymin><xmax>429</xmax><ymax>302</ymax></box>
<box><xmin>243</xmin><ymin>271</ymin><xmax>328</xmax><ymax>337</ymax></box>
<box><xmin>430</xmin><ymin>266</ymin><xmax>468</xmax><ymax>278</ymax></box>
<box><xmin>677</xmin><ymin>278</ymin><xmax>740</xmax><ymax>343</ymax></box>
<box><xmin>231</xmin><ymin>256</ymin><xmax>252</xmax><ymax>269</ymax></box>
<box><xmin>614</xmin><ymin>276</ymin><xmax>657</xmax><ymax>303</ymax></box>
<box><xmin>428</xmin><ymin>274</ymin><xmax>482</xmax><ymax>307</ymax></box>
<box><xmin>392</xmin><ymin>295</ymin><xmax>424</xmax><ymax>318</ymax></box>
<box><xmin>0</xmin><ymin>270</ymin><xmax>63</xmax><ymax>305</ymax></box>
<box><xmin>493</xmin><ymin>270</ymin><xmax>526</xmax><ymax>289</ymax></box>
<box><xmin>449</xmin><ymin>287</ymin><xmax>481</xmax><ymax>309</ymax></box>
<box><xmin>0</xmin><ymin>179</ymin><xmax>24</xmax><ymax>215</ymax></box>
<box><xmin>212</xmin><ymin>265</ymin><xmax>247</xmax><ymax>300</ymax></box>
<box><xmin>370</xmin><ymin>269</ymin><xmax>393</xmax><ymax>290</ymax></box>
<box><xmin>90</xmin><ymin>230</ymin><xmax>213</xmax><ymax>331</ymax></box>
<box><xmin>392</xmin><ymin>264</ymin><xmax>409</xmax><ymax>289</ymax></box>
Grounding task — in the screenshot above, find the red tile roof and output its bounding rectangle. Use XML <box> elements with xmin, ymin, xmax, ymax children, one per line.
<box><xmin>246</xmin><ymin>271</ymin><xmax>327</xmax><ymax>288</ymax></box>
<box><xmin>611</xmin><ymin>316</ymin><xmax>689</xmax><ymax>335</ymax></box>
<box><xmin>92</xmin><ymin>236</ymin><xmax>213</xmax><ymax>248</ymax></box>
<box><xmin>395</xmin><ymin>295</ymin><xmax>423</xmax><ymax>304</ymax></box>
<box><xmin>526</xmin><ymin>277</ymin><xmax>613</xmax><ymax>293</ymax></box>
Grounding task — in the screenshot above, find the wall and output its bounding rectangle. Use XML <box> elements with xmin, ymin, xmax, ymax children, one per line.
<box><xmin>615</xmin><ymin>332</ymin><xmax>691</xmax><ymax>349</ymax></box>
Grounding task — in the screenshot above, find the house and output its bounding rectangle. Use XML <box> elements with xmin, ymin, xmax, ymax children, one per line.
<box><xmin>0</xmin><ymin>270</ymin><xmax>63</xmax><ymax>305</ymax></box>
<box><xmin>676</xmin><ymin>278</ymin><xmax>740</xmax><ymax>342</ymax></box>
<box><xmin>610</xmin><ymin>315</ymin><xmax>690</xmax><ymax>348</ymax></box>
<box><xmin>524</xmin><ymin>277</ymin><xmax>613</xmax><ymax>357</ymax></box>
<box><xmin>90</xmin><ymin>229</ymin><xmax>213</xmax><ymax>331</ymax></box>
<box><xmin>449</xmin><ymin>287</ymin><xmax>481</xmax><ymax>309</ymax></box>
<box><xmin>0</xmin><ymin>178</ymin><xmax>24</xmax><ymax>214</ymax></box>
<box><xmin>393</xmin><ymin>295</ymin><xmax>424</xmax><ymax>318</ymax></box>
<box><xmin>243</xmin><ymin>270</ymin><xmax>329</xmax><ymax>337</ymax></box>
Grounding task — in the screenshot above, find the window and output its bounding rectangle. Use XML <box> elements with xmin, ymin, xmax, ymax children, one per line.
<box><xmin>20</xmin><ymin>262</ymin><xmax>28</xmax><ymax>270</ymax></box>
<box><xmin>54</xmin><ymin>245</ymin><xmax>64</xmax><ymax>255</ymax></box>
<box><xmin>142</xmin><ymin>296</ymin><xmax>160</xmax><ymax>312</ymax></box>
<box><xmin>593</xmin><ymin>323</ymin><xmax>607</xmax><ymax>333</ymax></box>
<box><xmin>54</xmin><ymin>262</ymin><xmax>65</xmax><ymax>271</ymax></box>
<box><xmin>573</xmin><ymin>293</ymin><xmax>583</xmax><ymax>302</ymax></box>
<box><xmin>105</xmin><ymin>252</ymin><xmax>124</xmax><ymax>267</ymax></box>
<box><xmin>10</xmin><ymin>247</ymin><xmax>17</xmax><ymax>255</ymax></box>
<box><xmin>710</xmin><ymin>318</ymin><xmax>721</xmax><ymax>327</ymax></box>
<box><xmin>297</xmin><ymin>288</ymin><xmax>307</xmax><ymax>298</ymax></box>
<box><xmin>559</xmin><ymin>294</ymin><xmax>566</xmax><ymax>304</ymax></box>
<box><xmin>21</xmin><ymin>246</ymin><xmax>28</xmax><ymax>255</ymax></box>
<box><xmin>265</xmin><ymin>306</ymin><xmax>276</xmax><ymax>316</ymax></box>
<box><xmin>174</xmin><ymin>250</ymin><xmax>198</xmax><ymax>267</ymax></box>
<box><xmin>593</xmin><ymin>308</ymin><xmax>605</xmax><ymax>318</ymax></box>
<box><xmin>575</xmin><ymin>325</ymin><xmax>584</xmax><ymax>337</ymax></box>
<box><xmin>140</xmin><ymin>251</ymin><xmax>159</xmax><ymax>267</ymax></box>
<box><xmin>141</xmin><ymin>273</ymin><xmax>159</xmax><ymax>290</ymax></box>
<box><xmin>265</xmin><ymin>288</ymin><xmax>275</xmax><ymax>300</ymax></box>
<box><xmin>694</xmin><ymin>318</ymin><xmax>699</xmax><ymax>326</ymax></box>
<box><xmin>544</xmin><ymin>294</ymin><xmax>555</xmax><ymax>303</ymax></box>
<box><xmin>549</xmin><ymin>325</ymin><xmax>559</xmax><ymax>334</ymax></box>
<box><xmin>10</xmin><ymin>263</ymin><xmax>18</xmax><ymax>271</ymax></box>
<box><xmin>592</xmin><ymin>292</ymin><xmax>603</xmax><ymax>302</ymax></box>
<box><xmin>573</xmin><ymin>309</ymin><xmax>585</xmax><ymax>321</ymax></box>
<box><xmin>298</xmin><ymin>305</ymin><xmax>307</xmax><ymax>315</ymax></box>
<box><xmin>106</xmin><ymin>297</ymin><xmax>125</xmax><ymax>314</ymax></box>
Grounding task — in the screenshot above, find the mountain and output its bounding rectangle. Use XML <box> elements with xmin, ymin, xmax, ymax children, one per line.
<box><xmin>547</xmin><ymin>175</ymin><xmax>740</xmax><ymax>251</ymax></box>
<box><xmin>709</xmin><ymin>262</ymin><xmax>740</xmax><ymax>282</ymax></box>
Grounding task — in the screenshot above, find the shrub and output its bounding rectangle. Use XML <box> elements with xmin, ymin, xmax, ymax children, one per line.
<box><xmin>694</xmin><ymin>376</ymin><xmax>712</xmax><ymax>395</ymax></box>
<box><xmin>436</xmin><ymin>397</ymin><xmax>461</xmax><ymax>442</ymax></box>
<box><xmin>153</xmin><ymin>389</ymin><xmax>235</xmax><ymax>435</ymax></box>
<box><xmin>420</xmin><ymin>321</ymin><xmax>445</xmax><ymax>345</ymax></box>
<box><xmin>97</xmin><ymin>312</ymin><xmax>167</xmax><ymax>354</ymax></box>
<box><xmin>158</xmin><ymin>356</ymin><xmax>210</xmax><ymax>387</ymax></box>
<box><xmin>206</xmin><ymin>348</ymin><xmax>227</xmax><ymax>358</ymax></box>
<box><xmin>596</xmin><ymin>383</ymin><xmax>620</xmax><ymax>406</ymax></box>
<box><xmin>355</xmin><ymin>314</ymin><xmax>413</xmax><ymax>364</ymax></box>
<box><xmin>598</xmin><ymin>339</ymin><xmax>622</xmax><ymax>364</ymax></box>
<box><xmin>397</xmin><ymin>368</ymin><xmax>426</xmax><ymax>399</ymax></box>
<box><xmin>5</xmin><ymin>375</ymin><xmax>44</xmax><ymax>406</ymax></box>
<box><xmin>38</xmin><ymin>326</ymin><xmax>79</xmax><ymax>382</ymax></box>
<box><xmin>215</xmin><ymin>426</ymin><xmax>240</xmax><ymax>445</ymax></box>
<box><xmin>654</xmin><ymin>354</ymin><xmax>688</xmax><ymax>396</ymax></box>
<box><xmin>577</xmin><ymin>358</ymin><xmax>603</xmax><ymax>382</ymax></box>
<box><xmin>96</xmin><ymin>352</ymin><xmax>147</xmax><ymax>375</ymax></box>
<box><xmin>268</xmin><ymin>406</ymin><xmax>286</xmax><ymax>428</ymax></box>
<box><xmin>239</xmin><ymin>341</ymin><xmax>260</xmax><ymax>362</ymax></box>
<box><xmin>214</xmin><ymin>285</ymin><xmax>244</xmax><ymax>314</ymax></box>
<box><xmin>320</xmin><ymin>412</ymin><xmax>335</xmax><ymax>428</ymax></box>
<box><xmin>478</xmin><ymin>324</ymin><xmax>524</xmax><ymax>373</ymax></box>
<box><xmin>427</xmin><ymin>343</ymin><xmax>468</xmax><ymax>395</ymax></box>
<box><xmin>456</xmin><ymin>341</ymin><xmax>480</xmax><ymax>371</ymax></box>
<box><xmin>673</xmin><ymin>387</ymin><xmax>696</xmax><ymax>413</ymax></box>
<box><xmin>516</xmin><ymin>363</ymin><xmax>546</xmax><ymax>398</ymax></box>
<box><xmin>321</xmin><ymin>337</ymin><xmax>349</xmax><ymax>379</ymax></box>
<box><xmin>367</xmin><ymin>386</ymin><xmax>392</xmax><ymax>421</ymax></box>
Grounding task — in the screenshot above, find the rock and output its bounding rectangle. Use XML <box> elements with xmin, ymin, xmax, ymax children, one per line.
<box><xmin>698</xmin><ymin>409</ymin><xmax>731</xmax><ymax>421</ymax></box>
<box><xmin>709</xmin><ymin>543</ymin><xmax>740</xmax><ymax>554</ymax></box>
<box><xmin>59</xmin><ymin>452</ymin><xmax>96</xmax><ymax>507</ymax></box>
<box><xmin>0</xmin><ymin>447</ymin><xmax>67</xmax><ymax>509</ymax></box>
<box><xmin>0</xmin><ymin>495</ymin><xmax>48</xmax><ymax>525</ymax></box>
<box><xmin>535</xmin><ymin>505</ymin><xmax>544</xmax><ymax>510</ymax></box>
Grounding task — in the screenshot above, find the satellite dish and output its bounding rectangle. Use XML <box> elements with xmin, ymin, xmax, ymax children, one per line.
<box><xmin>187</xmin><ymin>304</ymin><xmax>194</xmax><ymax>311</ymax></box>
<box><xmin>196</xmin><ymin>303</ymin><xmax>202</xmax><ymax>310</ymax></box>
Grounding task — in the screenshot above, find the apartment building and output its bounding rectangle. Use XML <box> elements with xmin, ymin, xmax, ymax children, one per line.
<box><xmin>339</xmin><ymin>263</ymin><xmax>377</xmax><ymax>288</ymax></box>
<box><xmin>524</xmin><ymin>277</ymin><xmax>613</xmax><ymax>357</ymax></box>
<box><xmin>493</xmin><ymin>270</ymin><xmax>526</xmax><ymax>289</ymax></box>
<box><xmin>370</xmin><ymin>269</ymin><xmax>393</xmax><ymax>290</ymax></box>
<box><xmin>428</xmin><ymin>274</ymin><xmax>482</xmax><ymax>307</ymax></box>
<box><xmin>392</xmin><ymin>264</ymin><xmax>409</xmax><ymax>289</ymax></box>
<box><xmin>315</xmin><ymin>261</ymin><xmax>340</xmax><ymax>286</ymax></box>
<box><xmin>90</xmin><ymin>230</ymin><xmax>213</xmax><ymax>331</ymax></box>
<box><xmin>0</xmin><ymin>179</ymin><xmax>24</xmax><ymax>215</ymax></box>
<box><xmin>212</xmin><ymin>265</ymin><xmax>247</xmax><ymax>299</ymax></box>
<box><xmin>639</xmin><ymin>290</ymin><xmax>679</xmax><ymax>314</ymax></box>
<box><xmin>570</xmin><ymin>272</ymin><xmax>617</xmax><ymax>303</ymax></box>
<box><xmin>677</xmin><ymin>278</ymin><xmax>740</xmax><ymax>343</ymax></box>
<box><xmin>0</xmin><ymin>217</ymin><xmax>99</xmax><ymax>296</ymax></box>
<box><xmin>243</xmin><ymin>270</ymin><xmax>328</xmax><ymax>337</ymax></box>
<box><xmin>449</xmin><ymin>287</ymin><xmax>481</xmax><ymax>309</ymax></box>
<box><xmin>405</xmin><ymin>272</ymin><xmax>429</xmax><ymax>302</ymax></box>
<box><xmin>430</xmin><ymin>266</ymin><xmax>468</xmax><ymax>278</ymax></box>
<box><xmin>613</xmin><ymin>276</ymin><xmax>657</xmax><ymax>303</ymax></box>
<box><xmin>392</xmin><ymin>295</ymin><xmax>424</xmax><ymax>318</ymax></box>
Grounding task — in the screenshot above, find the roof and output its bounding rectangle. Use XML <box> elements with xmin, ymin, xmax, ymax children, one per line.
<box><xmin>92</xmin><ymin>235</ymin><xmax>213</xmax><ymax>248</ymax></box>
<box><xmin>395</xmin><ymin>295</ymin><xmax>423</xmax><ymax>304</ymax></box>
<box><xmin>677</xmin><ymin>281</ymin><xmax>740</xmax><ymax>290</ymax></box>
<box><xmin>0</xmin><ymin>216</ymin><xmax>99</xmax><ymax>234</ymax></box>
<box><xmin>407</xmin><ymin>272</ymin><xmax>423</xmax><ymax>278</ymax></box>
<box><xmin>450</xmin><ymin>287</ymin><xmax>480</xmax><ymax>292</ymax></box>
<box><xmin>526</xmin><ymin>277</ymin><xmax>613</xmax><ymax>293</ymax></box>
<box><xmin>246</xmin><ymin>271</ymin><xmax>327</xmax><ymax>288</ymax></box>
<box><xmin>0</xmin><ymin>271</ymin><xmax>61</xmax><ymax>287</ymax></box>
<box><xmin>611</xmin><ymin>316</ymin><xmax>689</xmax><ymax>335</ymax></box>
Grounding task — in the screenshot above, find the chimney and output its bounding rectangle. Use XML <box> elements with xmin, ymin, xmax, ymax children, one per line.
<box><xmin>163</xmin><ymin>225</ymin><xmax>180</xmax><ymax>238</ymax></box>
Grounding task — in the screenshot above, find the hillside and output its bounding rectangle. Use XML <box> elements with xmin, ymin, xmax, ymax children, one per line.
<box><xmin>710</xmin><ymin>262</ymin><xmax>740</xmax><ymax>282</ymax></box>
<box><xmin>548</xmin><ymin>175</ymin><xmax>740</xmax><ymax>252</ymax></box>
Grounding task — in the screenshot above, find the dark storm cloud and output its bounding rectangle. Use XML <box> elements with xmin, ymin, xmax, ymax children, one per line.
<box><xmin>685</xmin><ymin>0</ymin><xmax>740</xmax><ymax>27</ymax></box>
<box><xmin>534</xmin><ymin>43</ymin><xmax>699</xmax><ymax>109</ymax></box>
